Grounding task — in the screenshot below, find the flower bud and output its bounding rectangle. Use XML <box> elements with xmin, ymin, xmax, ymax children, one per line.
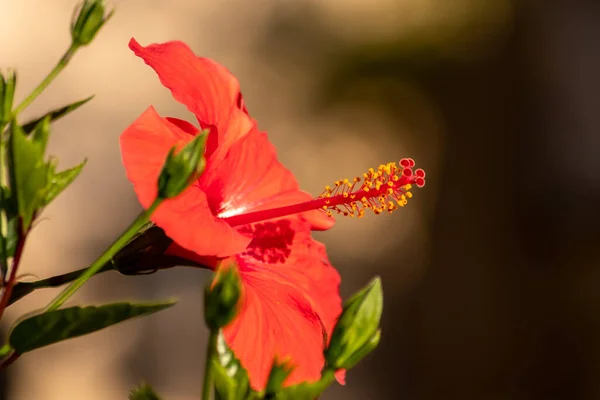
<box><xmin>325</xmin><ymin>277</ymin><xmax>383</xmax><ymax>370</ymax></box>
<box><xmin>71</xmin><ymin>0</ymin><xmax>114</xmax><ymax>46</ymax></box>
<box><xmin>157</xmin><ymin>132</ymin><xmax>207</xmax><ymax>199</ymax></box>
<box><xmin>204</xmin><ymin>263</ymin><xmax>242</xmax><ymax>330</ymax></box>
<box><xmin>0</xmin><ymin>70</ymin><xmax>16</xmax><ymax>126</ymax></box>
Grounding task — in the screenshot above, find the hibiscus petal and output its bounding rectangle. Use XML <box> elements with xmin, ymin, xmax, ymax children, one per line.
<box><xmin>223</xmin><ymin>219</ymin><xmax>342</xmax><ymax>390</ymax></box>
<box><xmin>200</xmin><ymin>128</ymin><xmax>335</xmax><ymax>231</ymax></box>
<box><xmin>120</xmin><ymin>107</ymin><xmax>251</xmax><ymax>257</ymax></box>
<box><xmin>129</xmin><ymin>38</ymin><xmax>254</xmax><ymax>157</ymax></box>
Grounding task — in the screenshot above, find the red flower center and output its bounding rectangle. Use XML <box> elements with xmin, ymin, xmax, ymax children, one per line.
<box><xmin>239</xmin><ymin>220</ymin><xmax>296</xmax><ymax>264</ymax></box>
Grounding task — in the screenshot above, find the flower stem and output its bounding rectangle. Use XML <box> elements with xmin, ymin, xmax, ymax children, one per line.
<box><xmin>12</xmin><ymin>43</ymin><xmax>80</xmax><ymax>117</ymax></box>
<box><xmin>45</xmin><ymin>199</ymin><xmax>162</xmax><ymax>312</ymax></box>
<box><xmin>0</xmin><ymin>344</ymin><xmax>11</xmax><ymax>359</ymax></box>
<box><xmin>0</xmin><ymin>219</ymin><xmax>27</xmax><ymax>322</ymax></box>
<box><xmin>0</xmin><ymin>351</ymin><xmax>19</xmax><ymax>370</ymax></box>
<box><xmin>0</xmin><ymin>128</ymin><xmax>8</xmax><ymax>279</ymax></box>
<box><xmin>202</xmin><ymin>330</ymin><xmax>218</xmax><ymax>400</ymax></box>
<box><xmin>8</xmin><ymin>262</ymin><xmax>116</xmax><ymax>306</ymax></box>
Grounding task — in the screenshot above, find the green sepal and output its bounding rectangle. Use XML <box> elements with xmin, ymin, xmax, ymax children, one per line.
<box><xmin>22</xmin><ymin>96</ymin><xmax>94</xmax><ymax>134</ymax></box>
<box><xmin>157</xmin><ymin>131</ymin><xmax>207</xmax><ymax>199</ymax></box>
<box><xmin>339</xmin><ymin>329</ymin><xmax>381</xmax><ymax>370</ymax></box>
<box><xmin>9</xmin><ymin>300</ymin><xmax>176</xmax><ymax>354</ymax></box>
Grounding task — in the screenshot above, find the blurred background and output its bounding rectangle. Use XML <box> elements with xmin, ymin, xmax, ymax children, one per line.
<box><xmin>1</xmin><ymin>0</ymin><xmax>600</xmax><ymax>398</ymax></box>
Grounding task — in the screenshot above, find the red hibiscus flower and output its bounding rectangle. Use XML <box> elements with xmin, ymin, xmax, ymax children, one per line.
<box><xmin>120</xmin><ymin>38</ymin><xmax>342</xmax><ymax>390</ymax></box>
<box><xmin>120</xmin><ymin>38</ymin><xmax>425</xmax><ymax>389</ymax></box>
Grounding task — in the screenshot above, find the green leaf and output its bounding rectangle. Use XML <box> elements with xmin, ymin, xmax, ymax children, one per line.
<box><xmin>9</xmin><ymin>300</ymin><xmax>176</xmax><ymax>354</ymax></box>
<box><xmin>129</xmin><ymin>383</ymin><xmax>163</xmax><ymax>400</ymax></box>
<box><xmin>8</xmin><ymin>122</ymin><xmax>51</xmax><ymax>230</ymax></box>
<box><xmin>325</xmin><ymin>277</ymin><xmax>383</xmax><ymax>370</ymax></box>
<box><xmin>0</xmin><ymin>186</ymin><xmax>16</xmax><ymax>219</ymax></box>
<box><xmin>30</xmin><ymin>116</ymin><xmax>51</xmax><ymax>154</ymax></box>
<box><xmin>0</xmin><ymin>70</ymin><xmax>16</xmax><ymax>125</ymax></box>
<box><xmin>0</xmin><ymin>218</ymin><xmax>17</xmax><ymax>259</ymax></box>
<box><xmin>212</xmin><ymin>331</ymin><xmax>253</xmax><ymax>400</ymax></box>
<box><xmin>41</xmin><ymin>159</ymin><xmax>86</xmax><ymax>205</ymax></box>
<box><xmin>0</xmin><ymin>185</ymin><xmax>18</xmax><ymax>274</ymax></box>
<box><xmin>22</xmin><ymin>96</ymin><xmax>94</xmax><ymax>134</ymax></box>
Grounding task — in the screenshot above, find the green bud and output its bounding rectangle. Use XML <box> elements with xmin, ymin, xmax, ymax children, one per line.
<box><xmin>325</xmin><ymin>276</ymin><xmax>383</xmax><ymax>370</ymax></box>
<box><xmin>157</xmin><ymin>132</ymin><xmax>207</xmax><ymax>199</ymax></box>
<box><xmin>0</xmin><ymin>69</ymin><xmax>16</xmax><ymax>125</ymax></box>
<box><xmin>70</xmin><ymin>0</ymin><xmax>114</xmax><ymax>46</ymax></box>
<box><xmin>204</xmin><ymin>263</ymin><xmax>242</xmax><ymax>330</ymax></box>
<box><xmin>339</xmin><ymin>329</ymin><xmax>381</xmax><ymax>370</ymax></box>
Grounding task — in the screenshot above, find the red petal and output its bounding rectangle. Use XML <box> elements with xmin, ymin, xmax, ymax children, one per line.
<box><xmin>129</xmin><ymin>38</ymin><xmax>253</xmax><ymax>158</ymax></box>
<box><xmin>199</xmin><ymin>128</ymin><xmax>335</xmax><ymax>231</ymax></box>
<box><xmin>120</xmin><ymin>107</ymin><xmax>251</xmax><ymax>257</ymax></box>
<box><xmin>222</xmin><ymin>219</ymin><xmax>342</xmax><ymax>390</ymax></box>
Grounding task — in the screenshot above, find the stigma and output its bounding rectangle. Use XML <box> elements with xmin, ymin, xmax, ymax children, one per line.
<box><xmin>221</xmin><ymin>158</ymin><xmax>426</xmax><ymax>227</ymax></box>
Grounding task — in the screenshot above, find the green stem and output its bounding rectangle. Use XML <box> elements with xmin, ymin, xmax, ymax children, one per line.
<box><xmin>202</xmin><ymin>330</ymin><xmax>218</xmax><ymax>400</ymax></box>
<box><xmin>0</xmin><ymin>343</ymin><xmax>11</xmax><ymax>359</ymax></box>
<box><xmin>12</xmin><ymin>43</ymin><xmax>80</xmax><ymax>117</ymax></box>
<box><xmin>45</xmin><ymin>199</ymin><xmax>162</xmax><ymax>312</ymax></box>
<box><xmin>0</xmin><ymin>127</ymin><xmax>7</xmax><ymax>278</ymax></box>
<box><xmin>319</xmin><ymin>368</ymin><xmax>337</xmax><ymax>387</ymax></box>
<box><xmin>8</xmin><ymin>262</ymin><xmax>116</xmax><ymax>306</ymax></box>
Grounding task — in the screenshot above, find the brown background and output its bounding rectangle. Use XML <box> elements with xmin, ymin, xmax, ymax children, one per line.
<box><xmin>1</xmin><ymin>0</ymin><xmax>599</xmax><ymax>399</ymax></box>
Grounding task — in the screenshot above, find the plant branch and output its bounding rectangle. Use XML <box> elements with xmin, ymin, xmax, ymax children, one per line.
<box><xmin>0</xmin><ymin>218</ymin><xmax>26</xmax><ymax>322</ymax></box>
<box><xmin>45</xmin><ymin>199</ymin><xmax>162</xmax><ymax>312</ymax></box>
<box><xmin>12</xmin><ymin>43</ymin><xmax>79</xmax><ymax>117</ymax></box>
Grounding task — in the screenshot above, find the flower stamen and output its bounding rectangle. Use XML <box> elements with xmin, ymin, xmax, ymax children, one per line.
<box><xmin>221</xmin><ymin>158</ymin><xmax>425</xmax><ymax>227</ymax></box>
<box><xmin>317</xmin><ymin>158</ymin><xmax>425</xmax><ymax>218</ymax></box>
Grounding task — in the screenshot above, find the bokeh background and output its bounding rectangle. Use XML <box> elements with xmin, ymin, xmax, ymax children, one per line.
<box><xmin>1</xmin><ymin>0</ymin><xmax>600</xmax><ymax>399</ymax></box>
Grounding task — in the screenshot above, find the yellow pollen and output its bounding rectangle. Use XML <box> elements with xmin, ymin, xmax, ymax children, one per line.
<box><xmin>318</xmin><ymin>160</ymin><xmax>422</xmax><ymax>219</ymax></box>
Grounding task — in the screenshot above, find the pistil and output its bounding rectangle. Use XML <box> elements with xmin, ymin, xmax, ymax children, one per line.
<box><xmin>222</xmin><ymin>158</ymin><xmax>426</xmax><ymax>227</ymax></box>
